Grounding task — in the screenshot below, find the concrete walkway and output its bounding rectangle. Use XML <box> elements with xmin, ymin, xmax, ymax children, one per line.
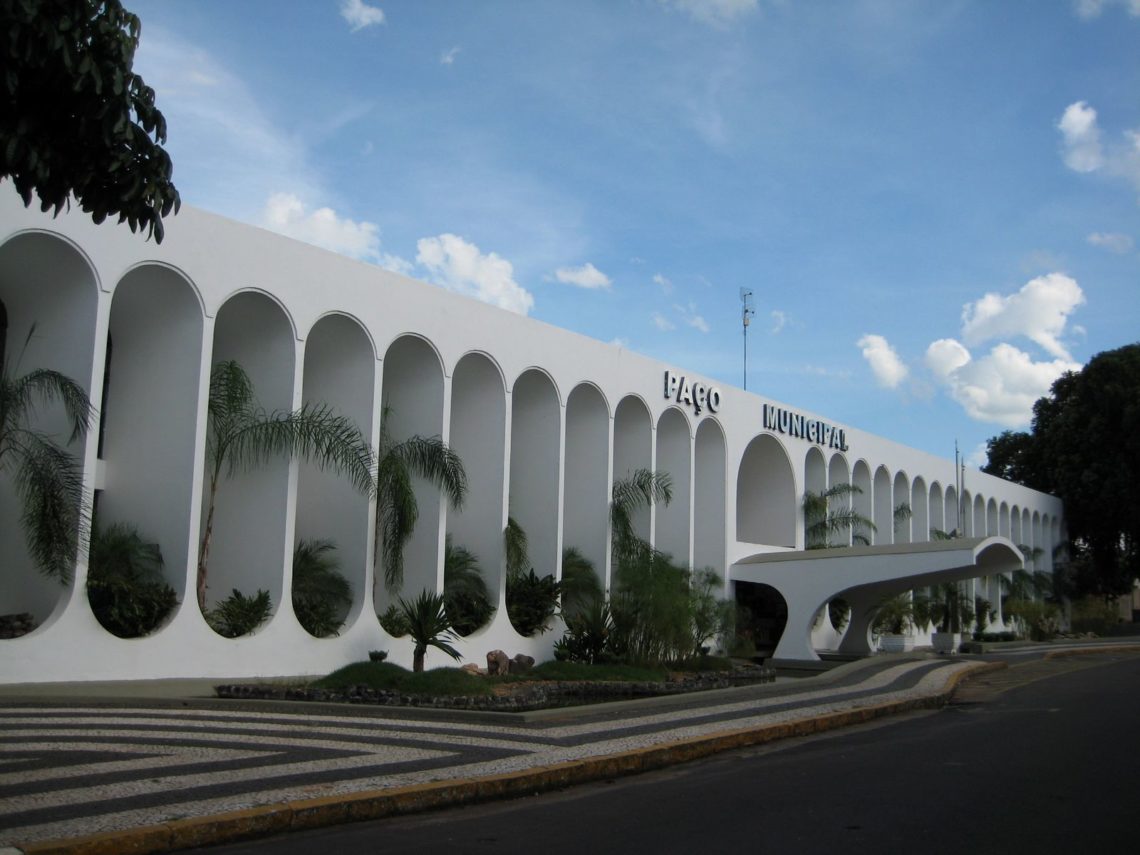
<box><xmin>3</xmin><ymin>639</ymin><xmax>1138</xmax><ymax>855</ymax></box>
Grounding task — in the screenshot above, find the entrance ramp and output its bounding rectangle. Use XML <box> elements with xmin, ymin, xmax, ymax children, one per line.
<box><xmin>730</xmin><ymin>537</ymin><xmax>1023</xmax><ymax>662</ymax></box>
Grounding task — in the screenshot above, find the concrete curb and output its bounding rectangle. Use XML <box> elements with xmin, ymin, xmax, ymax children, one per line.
<box><xmin>15</xmin><ymin>661</ymin><xmax>1003</xmax><ymax>855</ymax></box>
<box><xmin>1043</xmin><ymin>645</ymin><xmax>1140</xmax><ymax>660</ymax></box>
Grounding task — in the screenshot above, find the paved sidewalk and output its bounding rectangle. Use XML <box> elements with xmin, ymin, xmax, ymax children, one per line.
<box><xmin>3</xmin><ymin>641</ymin><xmax>1137</xmax><ymax>855</ymax></box>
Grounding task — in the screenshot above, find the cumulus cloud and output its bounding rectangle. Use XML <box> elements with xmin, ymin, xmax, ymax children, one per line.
<box><xmin>416</xmin><ymin>234</ymin><xmax>534</xmax><ymax>315</ymax></box>
<box><xmin>1087</xmin><ymin>231</ymin><xmax>1134</xmax><ymax>253</ymax></box>
<box><xmin>1058</xmin><ymin>102</ymin><xmax>1140</xmax><ymax>198</ymax></box>
<box><xmin>856</xmin><ymin>334</ymin><xmax>909</xmax><ymax>388</ymax></box>
<box><xmin>440</xmin><ymin>46</ymin><xmax>461</xmax><ymax>65</ymax></box>
<box><xmin>673</xmin><ymin>302</ymin><xmax>710</xmax><ymax>333</ymax></box>
<box><xmin>261</xmin><ymin>193</ymin><xmax>381</xmax><ymax>261</ymax></box>
<box><xmin>960</xmin><ymin>273</ymin><xmax>1085</xmax><ymax>360</ymax></box>
<box><xmin>652</xmin><ymin>273</ymin><xmax>674</xmax><ymax>295</ymax></box>
<box><xmin>925</xmin><ymin>342</ymin><xmax>1080</xmax><ymax>427</ymax></box>
<box><xmin>554</xmin><ymin>262</ymin><xmax>612</xmax><ymax>290</ymax></box>
<box><xmin>379</xmin><ymin>253</ymin><xmax>414</xmax><ymax>276</ymax></box>
<box><xmin>664</xmin><ymin>0</ymin><xmax>759</xmax><ymax>26</ymax></box>
<box><xmin>651</xmin><ymin>312</ymin><xmax>676</xmax><ymax>332</ymax></box>
<box><xmin>341</xmin><ymin>0</ymin><xmax>385</xmax><ymax>31</ymax></box>
<box><xmin>1074</xmin><ymin>0</ymin><xmax>1140</xmax><ymax>19</ymax></box>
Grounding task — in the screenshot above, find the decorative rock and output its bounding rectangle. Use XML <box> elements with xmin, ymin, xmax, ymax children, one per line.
<box><xmin>486</xmin><ymin>649</ymin><xmax>510</xmax><ymax>676</ymax></box>
<box><xmin>509</xmin><ymin>654</ymin><xmax>535</xmax><ymax>674</ymax></box>
<box><xmin>461</xmin><ymin>663</ymin><xmax>485</xmax><ymax>676</ymax></box>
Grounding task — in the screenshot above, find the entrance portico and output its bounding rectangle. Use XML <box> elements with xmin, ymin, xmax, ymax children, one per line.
<box><xmin>731</xmin><ymin>537</ymin><xmax>1024</xmax><ymax>661</ymax></box>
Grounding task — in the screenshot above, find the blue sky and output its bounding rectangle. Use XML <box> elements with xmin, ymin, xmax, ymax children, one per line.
<box><xmin>130</xmin><ymin>0</ymin><xmax>1139</xmax><ymax>465</ymax></box>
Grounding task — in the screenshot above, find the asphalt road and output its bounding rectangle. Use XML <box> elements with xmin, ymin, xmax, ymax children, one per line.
<box><xmin>190</xmin><ymin>651</ymin><xmax>1140</xmax><ymax>854</ymax></box>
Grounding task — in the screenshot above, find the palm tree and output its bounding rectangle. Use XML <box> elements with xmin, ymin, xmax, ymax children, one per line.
<box><xmin>291</xmin><ymin>538</ymin><xmax>353</xmax><ymax>637</ymax></box>
<box><xmin>802</xmin><ymin>483</ymin><xmax>875</xmax><ymax>549</ymax></box>
<box><xmin>559</xmin><ymin>545</ymin><xmax>602</xmax><ymax>616</ymax></box>
<box><xmin>443</xmin><ymin>535</ymin><xmax>493</xmax><ymax>635</ymax></box>
<box><xmin>504</xmin><ymin>515</ymin><xmax>529</xmax><ymax>580</ymax></box>
<box><xmin>0</xmin><ymin>331</ymin><xmax>94</xmax><ymax>582</ymax></box>
<box><xmin>610</xmin><ymin>468</ymin><xmax>672</xmax><ymax>566</ymax></box>
<box><xmin>198</xmin><ymin>360</ymin><xmax>374</xmax><ymax>610</ymax></box>
<box><xmin>398</xmin><ymin>588</ymin><xmax>462</xmax><ymax>672</ymax></box>
<box><xmin>374</xmin><ymin>408</ymin><xmax>467</xmax><ymax>593</ymax></box>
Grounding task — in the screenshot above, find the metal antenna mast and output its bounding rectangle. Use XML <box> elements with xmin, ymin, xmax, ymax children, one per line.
<box><xmin>740</xmin><ymin>288</ymin><xmax>754</xmax><ymax>390</ymax></box>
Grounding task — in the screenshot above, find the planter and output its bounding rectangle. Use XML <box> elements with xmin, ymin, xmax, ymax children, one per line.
<box><xmin>879</xmin><ymin>633</ymin><xmax>916</xmax><ymax>653</ymax></box>
<box><xmin>932</xmin><ymin>631</ymin><xmax>962</xmax><ymax>654</ymax></box>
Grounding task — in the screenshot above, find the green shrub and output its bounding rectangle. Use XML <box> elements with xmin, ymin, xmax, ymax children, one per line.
<box><xmin>1004</xmin><ymin>598</ymin><xmax>1061</xmax><ymax>641</ymax></box>
<box><xmin>443</xmin><ymin>537</ymin><xmax>494</xmax><ymax>636</ymax></box>
<box><xmin>207</xmin><ymin>589</ymin><xmax>272</xmax><ymax>638</ymax></box>
<box><xmin>291</xmin><ymin>539</ymin><xmax>352</xmax><ymax>638</ymax></box>
<box><xmin>1069</xmin><ymin>596</ymin><xmax>1119</xmax><ymax>635</ymax></box>
<box><xmin>553</xmin><ymin>598</ymin><xmax>613</xmax><ymax>664</ymax></box>
<box><xmin>87</xmin><ymin>521</ymin><xmax>177</xmax><ymax>638</ymax></box>
<box><xmin>871</xmin><ymin>593</ymin><xmax>915</xmax><ymax>635</ymax></box>
<box><xmin>525</xmin><ymin>660</ymin><xmax>666</xmax><ymax>682</ymax></box>
<box><xmin>507</xmin><ymin>568</ymin><xmax>560</xmax><ymax>636</ymax></box>
<box><xmin>314</xmin><ymin>662</ymin><xmax>492</xmax><ymax>696</ymax></box>
<box><xmin>379</xmin><ymin>603</ymin><xmax>410</xmax><ymax>637</ymax></box>
<box><xmin>559</xmin><ymin>547</ymin><xmax>602</xmax><ymax>618</ymax></box>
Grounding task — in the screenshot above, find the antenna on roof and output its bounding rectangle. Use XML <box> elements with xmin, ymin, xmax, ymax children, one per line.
<box><xmin>740</xmin><ymin>288</ymin><xmax>755</xmax><ymax>390</ymax></box>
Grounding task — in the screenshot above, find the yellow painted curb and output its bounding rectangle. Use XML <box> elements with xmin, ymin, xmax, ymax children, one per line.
<box><xmin>14</xmin><ymin>661</ymin><xmax>997</xmax><ymax>855</ymax></box>
<box><xmin>1043</xmin><ymin>644</ymin><xmax>1140</xmax><ymax>660</ymax></box>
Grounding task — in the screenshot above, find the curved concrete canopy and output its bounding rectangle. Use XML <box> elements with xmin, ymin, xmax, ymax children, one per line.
<box><xmin>731</xmin><ymin>536</ymin><xmax>1023</xmax><ymax>661</ymax></box>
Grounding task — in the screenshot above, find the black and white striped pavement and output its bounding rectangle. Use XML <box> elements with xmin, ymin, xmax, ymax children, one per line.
<box><xmin>0</xmin><ymin>656</ymin><xmax>987</xmax><ymax>848</ymax></box>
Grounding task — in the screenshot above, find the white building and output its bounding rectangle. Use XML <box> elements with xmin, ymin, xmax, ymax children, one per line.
<box><xmin>0</xmin><ymin>190</ymin><xmax>1063</xmax><ymax>683</ymax></box>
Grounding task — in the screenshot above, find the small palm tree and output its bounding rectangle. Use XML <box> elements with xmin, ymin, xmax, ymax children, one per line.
<box><xmin>198</xmin><ymin>360</ymin><xmax>374</xmax><ymax>610</ymax></box>
<box><xmin>560</xmin><ymin>546</ymin><xmax>602</xmax><ymax>617</ymax></box>
<box><xmin>504</xmin><ymin>515</ymin><xmax>529</xmax><ymax>580</ymax></box>
<box><xmin>398</xmin><ymin>588</ymin><xmax>462</xmax><ymax>672</ymax></box>
<box><xmin>0</xmin><ymin>331</ymin><xmax>94</xmax><ymax>582</ymax></box>
<box><xmin>610</xmin><ymin>468</ymin><xmax>672</xmax><ymax>566</ymax></box>
<box><xmin>374</xmin><ymin>408</ymin><xmax>467</xmax><ymax>593</ymax></box>
<box><xmin>291</xmin><ymin>538</ymin><xmax>353</xmax><ymax>637</ymax></box>
<box><xmin>443</xmin><ymin>535</ymin><xmax>493</xmax><ymax>635</ymax></box>
<box><xmin>802</xmin><ymin>483</ymin><xmax>875</xmax><ymax>549</ymax></box>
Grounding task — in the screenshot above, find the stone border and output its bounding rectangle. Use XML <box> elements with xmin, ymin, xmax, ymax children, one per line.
<box><xmin>214</xmin><ymin>667</ymin><xmax>777</xmax><ymax>712</ymax></box>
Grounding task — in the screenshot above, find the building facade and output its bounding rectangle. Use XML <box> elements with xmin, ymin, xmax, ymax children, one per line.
<box><xmin>0</xmin><ymin>191</ymin><xmax>1064</xmax><ymax>683</ymax></box>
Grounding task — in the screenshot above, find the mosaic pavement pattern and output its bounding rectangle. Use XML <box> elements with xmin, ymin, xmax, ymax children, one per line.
<box><xmin>0</xmin><ymin>658</ymin><xmax>978</xmax><ymax>847</ymax></box>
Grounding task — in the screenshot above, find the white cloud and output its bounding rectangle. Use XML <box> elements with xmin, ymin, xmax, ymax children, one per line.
<box><xmin>554</xmin><ymin>262</ymin><xmax>612</xmax><ymax>290</ymax></box>
<box><xmin>261</xmin><ymin>193</ymin><xmax>381</xmax><ymax>261</ymax></box>
<box><xmin>1087</xmin><ymin>231</ymin><xmax>1134</xmax><ymax>253</ymax></box>
<box><xmin>674</xmin><ymin>302</ymin><xmax>710</xmax><ymax>333</ymax></box>
<box><xmin>652</xmin><ymin>273</ymin><xmax>674</xmax><ymax>295</ymax></box>
<box><xmin>341</xmin><ymin>0</ymin><xmax>385</xmax><ymax>32</ymax></box>
<box><xmin>440</xmin><ymin>46</ymin><xmax>461</xmax><ymax>65</ymax></box>
<box><xmin>960</xmin><ymin>273</ymin><xmax>1085</xmax><ymax>360</ymax></box>
<box><xmin>664</xmin><ymin>0</ymin><xmax>759</xmax><ymax>26</ymax></box>
<box><xmin>1074</xmin><ymin>0</ymin><xmax>1140</xmax><ymax>19</ymax></box>
<box><xmin>1058</xmin><ymin>102</ymin><xmax>1140</xmax><ymax>198</ymax></box>
<box><xmin>966</xmin><ymin>442</ymin><xmax>989</xmax><ymax>469</ymax></box>
<box><xmin>609</xmin><ymin>337</ymin><xmax>630</xmax><ymax>349</ymax></box>
<box><xmin>415</xmin><ymin>234</ymin><xmax>534</xmax><ymax>315</ymax></box>
<box><xmin>856</xmin><ymin>334</ymin><xmax>908</xmax><ymax>388</ymax></box>
<box><xmin>770</xmin><ymin>310</ymin><xmax>787</xmax><ymax>334</ymax></box>
<box><xmin>651</xmin><ymin>312</ymin><xmax>676</xmax><ymax>332</ymax></box>
<box><xmin>1058</xmin><ymin>101</ymin><xmax>1104</xmax><ymax>173</ymax></box>
<box><xmin>926</xmin><ymin>342</ymin><xmax>1080</xmax><ymax>427</ymax></box>
<box><xmin>379</xmin><ymin>253</ymin><xmax>414</xmax><ymax>276</ymax></box>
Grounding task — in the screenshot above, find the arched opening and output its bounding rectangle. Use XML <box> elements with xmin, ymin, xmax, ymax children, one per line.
<box><xmin>910</xmin><ymin>477</ymin><xmax>928</xmax><ymax>542</ymax></box>
<box><xmin>893</xmin><ymin>471</ymin><xmax>911</xmax><ymax>544</ymax></box>
<box><xmin>960</xmin><ymin>491</ymin><xmax>973</xmax><ymax>536</ymax></box>
<box><xmin>563</xmin><ymin>384</ymin><xmax>610</xmax><ymax>591</ymax></box>
<box><xmin>930</xmin><ymin>482</ymin><xmax>945</xmax><ymax>537</ymax></box>
<box><xmin>94</xmin><ymin>265</ymin><xmax>204</xmax><ymax>637</ymax></box>
<box><xmin>802</xmin><ymin>448</ymin><xmax>827</xmax><ymax>548</ymax></box>
<box><xmin>508</xmin><ymin>369</ymin><xmax>561</xmax><ymax>579</ymax></box>
<box><xmin>613</xmin><ymin>396</ymin><xmax>653</xmax><ymax>545</ymax></box>
<box><xmin>693</xmin><ymin>419</ymin><xmax>726</xmax><ymax>575</ymax></box>
<box><xmin>873</xmin><ymin>466</ymin><xmax>892</xmax><ymax>544</ymax></box>
<box><xmin>852</xmin><ymin>460</ymin><xmax>872</xmax><ymax>546</ymax></box>
<box><xmin>202</xmin><ymin>291</ymin><xmax>296</xmax><ymax>632</ymax></box>
<box><xmin>0</xmin><ymin>233</ymin><xmax>99</xmax><ymax>627</ymax></box>
<box><xmin>736</xmin><ymin>434</ymin><xmax>796</xmax><ymax>548</ymax></box>
<box><xmin>973</xmin><ymin>494</ymin><xmax>986</xmax><ymax>538</ymax></box>
<box><xmin>986</xmin><ymin>498</ymin><xmax>998</xmax><ymax>537</ymax></box>
<box><xmin>655</xmin><ymin>408</ymin><xmax>691</xmax><ymax>566</ymax></box>
<box><xmin>377</xmin><ymin>335</ymin><xmax>446</xmax><ymax>612</ymax></box>
<box><xmin>734</xmin><ymin>581</ymin><xmax>787</xmax><ymax>660</ymax></box>
<box><xmin>945</xmin><ymin>485</ymin><xmax>960</xmax><ymax>535</ymax></box>
<box><xmin>1010</xmin><ymin>505</ymin><xmax>1023</xmax><ymax>547</ymax></box>
<box><xmin>295</xmin><ymin>313</ymin><xmax>375</xmax><ymax>638</ymax></box>
<box><xmin>448</xmin><ymin>352</ymin><xmax>506</xmax><ymax>636</ymax></box>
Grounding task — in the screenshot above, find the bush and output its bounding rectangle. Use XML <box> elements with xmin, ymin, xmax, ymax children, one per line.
<box><xmin>379</xmin><ymin>603</ymin><xmax>410</xmax><ymax>637</ymax></box>
<box><xmin>291</xmin><ymin>539</ymin><xmax>352</xmax><ymax>638</ymax></box>
<box><xmin>506</xmin><ymin>568</ymin><xmax>560</xmax><ymax>636</ymax></box>
<box><xmin>314</xmin><ymin>661</ymin><xmax>493</xmax><ymax>696</ymax></box>
<box><xmin>443</xmin><ymin>537</ymin><xmax>494</xmax><ymax>636</ymax></box>
<box><xmin>1070</xmin><ymin>596</ymin><xmax>1119</xmax><ymax>635</ymax></box>
<box><xmin>87</xmin><ymin>522</ymin><xmax>177</xmax><ymax>638</ymax></box>
<box><xmin>553</xmin><ymin>598</ymin><xmax>613</xmax><ymax>664</ymax></box>
<box><xmin>1005</xmin><ymin>598</ymin><xmax>1061</xmax><ymax>641</ymax></box>
<box><xmin>207</xmin><ymin>589</ymin><xmax>272</xmax><ymax>638</ymax></box>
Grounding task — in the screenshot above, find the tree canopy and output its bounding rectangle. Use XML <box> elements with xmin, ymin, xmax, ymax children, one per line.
<box><xmin>1</xmin><ymin>0</ymin><xmax>180</xmax><ymax>241</ymax></box>
<box><xmin>982</xmin><ymin>343</ymin><xmax>1140</xmax><ymax>598</ymax></box>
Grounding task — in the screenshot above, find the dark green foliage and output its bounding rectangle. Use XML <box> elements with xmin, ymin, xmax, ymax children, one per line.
<box><xmin>802</xmin><ymin>484</ymin><xmax>875</xmax><ymax>548</ymax></box>
<box><xmin>929</xmin><ymin>583</ymin><xmax>974</xmax><ymax>633</ymax></box>
<box><xmin>553</xmin><ymin>597</ymin><xmax>613</xmax><ymax>664</ymax></box>
<box><xmin>442</xmin><ymin>537</ymin><xmax>493</xmax><ymax>636</ymax></box>
<box><xmin>559</xmin><ymin>546</ymin><xmax>602</xmax><ymax>617</ymax></box>
<box><xmin>199</xmin><ymin>360</ymin><xmax>374</xmax><ymax>610</ymax></box>
<box><xmin>378</xmin><ymin>603</ymin><xmax>410</xmax><ymax>637</ymax></box>
<box><xmin>504</xmin><ymin>516</ymin><xmax>529</xmax><ymax>578</ymax></box>
<box><xmin>982</xmin><ymin>343</ymin><xmax>1140</xmax><ymax>598</ymax></box>
<box><xmin>314</xmin><ymin>661</ymin><xmax>493</xmax><ymax>696</ymax></box>
<box><xmin>398</xmin><ymin>588</ymin><xmax>462</xmax><ymax>672</ymax></box>
<box><xmin>506</xmin><ymin>568</ymin><xmax>560</xmax><ymax>636</ymax></box>
<box><xmin>828</xmin><ymin>597</ymin><xmax>851</xmax><ymax>632</ymax></box>
<box><xmin>610</xmin><ymin>468</ymin><xmax>672</xmax><ymax>565</ymax></box>
<box><xmin>291</xmin><ymin>539</ymin><xmax>352</xmax><ymax>638</ymax></box>
<box><xmin>206</xmin><ymin>588</ymin><xmax>272</xmax><ymax>638</ymax></box>
<box><xmin>87</xmin><ymin>521</ymin><xmax>176</xmax><ymax>638</ymax></box>
<box><xmin>1</xmin><ymin>0</ymin><xmax>180</xmax><ymax>241</ymax></box>
<box><xmin>870</xmin><ymin>593</ymin><xmax>915</xmax><ymax>635</ymax></box>
<box><xmin>375</xmin><ymin>408</ymin><xmax>467</xmax><ymax>593</ymax></box>
<box><xmin>0</xmin><ymin>332</ymin><xmax>94</xmax><ymax>582</ymax></box>
<box><xmin>525</xmin><ymin>660</ymin><xmax>666</xmax><ymax>682</ymax></box>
